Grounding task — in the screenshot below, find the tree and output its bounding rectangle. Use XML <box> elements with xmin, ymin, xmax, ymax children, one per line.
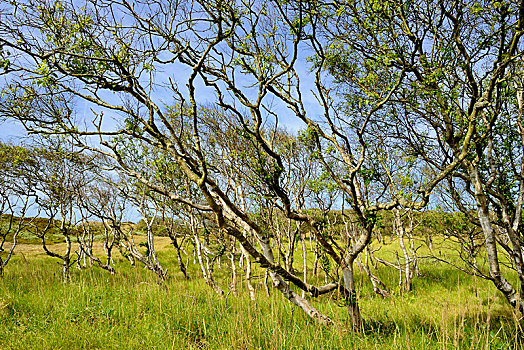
<box><xmin>26</xmin><ymin>138</ymin><xmax>93</xmax><ymax>283</ymax></box>
<box><xmin>0</xmin><ymin>142</ymin><xmax>37</xmax><ymax>277</ymax></box>
<box><xmin>318</xmin><ymin>0</ymin><xmax>524</xmax><ymax>311</ymax></box>
<box><xmin>75</xmin><ymin>174</ymin><xmax>126</xmax><ymax>275</ymax></box>
<box><xmin>1</xmin><ymin>0</ymin><xmax>523</xmax><ymax>327</ymax></box>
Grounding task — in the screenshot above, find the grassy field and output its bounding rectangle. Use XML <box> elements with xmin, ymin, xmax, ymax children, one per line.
<box><xmin>0</xmin><ymin>236</ymin><xmax>522</xmax><ymax>349</ymax></box>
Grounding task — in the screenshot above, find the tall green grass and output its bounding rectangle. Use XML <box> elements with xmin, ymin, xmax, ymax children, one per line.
<box><xmin>0</xmin><ymin>241</ymin><xmax>522</xmax><ymax>349</ymax></box>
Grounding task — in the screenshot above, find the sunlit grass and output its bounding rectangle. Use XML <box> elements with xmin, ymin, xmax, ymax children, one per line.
<box><xmin>0</xmin><ymin>237</ymin><xmax>522</xmax><ymax>349</ymax></box>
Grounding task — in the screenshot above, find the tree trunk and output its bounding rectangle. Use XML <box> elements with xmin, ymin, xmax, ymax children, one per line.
<box><xmin>62</xmin><ymin>234</ymin><xmax>72</xmax><ymax>284</ymax></box>
<box><xmin>395</xmin><ymin>209</ymin><xmax>413</xmax><ymax>293</ymax></box>
<box><xmin>240</xmin><ymin>244</ymin><xmax>256</xmax><ymax>301</ymax></box>
<box><xmin>313</xmin><ymin>242</ymin><xmax>319</xmax><ymax>276</ymax></box>
<box><xmin>229</xmin><ymin>246</ymin><xmax>237</xmax><ymax>296</ymax></box>
<box><xmin>62</xmin><ymin>260</ymin><xmax>71</xmax><ymax>284</ymax></box>
<box><xmin>194</xmin><ymin>234</ymin><xmax>224</xmax><ymax>295</ymax></box>
<box><xmin>342</xmin><ymin>262</ymin><xmax>363</xmax><ymax>330</ymax></box>
<box><xmin>170</xmin><ymin>235</ymin><xmax>190</xmax><ymax>280</ymax></box>
<box><xmin>301</xmin><ymin>232</ymin><xmax>308</xmax><ymax>298</ymax></box>
<box><xmin>470</xmin><ymin>165</ymin><xmax>523</xmax><ymax>311</ymax></box>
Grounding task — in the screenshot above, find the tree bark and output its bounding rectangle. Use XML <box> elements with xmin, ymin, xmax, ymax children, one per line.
<box><xmin>342</xmin><ymin>263</ymin><xmax>363</xmax><ymax>331</ymax></box>
<box><xmin>470</xmin><ymin>165</ymin><xmax>523</xmax><ymax>310</ymax></box>
<box><xmin>240</xmin><ymin>244</ymin><xmax>256</xmax><ymax>301</ymax></box>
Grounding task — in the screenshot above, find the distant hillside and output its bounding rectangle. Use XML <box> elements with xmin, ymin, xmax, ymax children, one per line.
<box><xmin>0</xmin><ymin>214</ymin><xmax>136</xmax><ymax>244</ymax></box>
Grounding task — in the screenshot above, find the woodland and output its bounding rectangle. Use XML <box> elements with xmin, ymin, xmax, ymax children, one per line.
<box><xmin>0</xmin><ymin>0</ymin><xmax>524</xmax><ymax>348</ymax></box>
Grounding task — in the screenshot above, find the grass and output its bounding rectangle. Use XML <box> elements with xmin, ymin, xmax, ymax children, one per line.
<box><xmin>0</xmin><ymin>237</ymin><xmax>522</xmax><ymax>349</ymax></box>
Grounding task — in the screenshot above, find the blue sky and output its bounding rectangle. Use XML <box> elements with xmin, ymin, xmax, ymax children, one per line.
<box><xmin>0</xmin><ymin>117</ymin><xmax>28</xmax><ymax>142</ymax></box>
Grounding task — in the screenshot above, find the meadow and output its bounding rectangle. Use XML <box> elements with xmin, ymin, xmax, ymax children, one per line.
<box><xmin>2</xmin><ymin>1</ymin><xmax>524</xmax><ymax>348</ymax></box>
<box><xmin>1</xmin><ymin>235</ymin><xmax>522</xmax><ymax>350</ymax></box>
